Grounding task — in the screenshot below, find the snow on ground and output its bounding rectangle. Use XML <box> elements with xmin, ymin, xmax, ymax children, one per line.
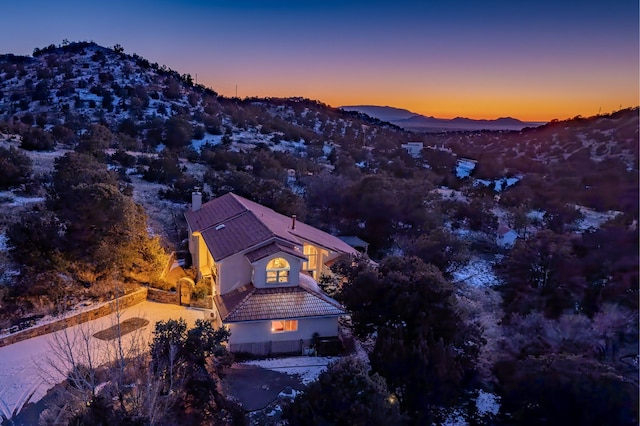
<box><xmin>433</xmin><ymin>187</ymin><xmax>469</xmax><ymax>203</ymax></box>
<box><xmin>453</xmin><ymin>257</ymin><xmax>500</xmax><ymax>287</ymax></box>
<box><xmin>475</xmin><ymin>390</ymin><xmax>501</xmax><ymax>416</ymax></box>
<box><xmin>456</xmin><ymin>159</ymin><xmax>477</xmax><ymax>178</ymax></box>
<box><xmin>574</xmin><ymin>205</ymin><xmax>622</xmax><ymax>231</ymax></box>
<box><xmin>242</xmin><ymin>356</ymin><xmax>338</xmax><ymax>385</ymax></box>
<box><xmin>0</xmin><ymin>191</ymin><xmax>45</xmax><ymax>207</ymax></box>
<box><xmin>0</xmin><ymin>231</ymin><xmax>7</xmax><ymax>252</ymax></box>
<box><xmin>0</xmin><ymin>301</ymin><xmax>204</xmax><ymax>411</ymax></box>
<box><xmin>191</xmin><ymin>133</ymin><xmax>223</xmax><ymax>152</ymax></box>
<box><xmin>439</xmin><ymin>390</ymin><xmax>502</xmax><ymax>426</ymax></box>
<box><xmin>474</xmin><ymin>175</ymin><xmax>522</xmax><ymax>192</ymax></box>
<box><xmin>527</xmin><ymin>209</ymin><xmax>545</xmax><ymax>223</ymax></box>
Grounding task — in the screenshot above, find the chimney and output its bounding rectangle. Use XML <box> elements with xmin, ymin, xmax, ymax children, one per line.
<box><xmin>192</xmin><ymin>191</ymin><xmax>202</xmax><ymax>212</ymax></box>
<box><xmin>291</xmin><ymin>214</ymin><xmax>296</xmax><ymax>230</ymax></box>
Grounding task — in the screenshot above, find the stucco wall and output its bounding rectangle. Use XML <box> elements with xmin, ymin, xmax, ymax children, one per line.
<box><xmin>251</xmin><ymin>252</ymin><xmax>302</xmax><ymax>290</ymax></box>
<box><xmin>219</xmin><ymin>254</ymin><xmax>252</xmax><ymax>294</ymax></box>
<box><xmin>0</xmin><ymin>288</ymin><xmax>148</xmax><ymax>348</ymax></box>
<box><xmin>227</xmin><ymin>316</ymin><xmax>339</xmax><ymax>345</ymax></box>
<box><xmin>227</xmin><ymin>316</ymin><xmax>340</xmax><ymax>355</ymax></box>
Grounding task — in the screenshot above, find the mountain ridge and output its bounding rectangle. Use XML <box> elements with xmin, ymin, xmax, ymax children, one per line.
<box><xmin>340</xmin><ymin>105</ymin><xmax>545</xmax><ymax>132</ymax></box>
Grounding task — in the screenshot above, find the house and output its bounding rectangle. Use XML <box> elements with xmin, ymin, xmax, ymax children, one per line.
<box><xmin>401</xmin><ymin>141</ymin><xmax>424</xmax><ymax>158</ymax></box>
<box><xmin>337</xmin><ymin>235</ymin><xmax>369</xmax><ymax>254</ymax></box>
<box><xmin>496</xmin><ymin>224</ymin><xmax>519</xmax><ymax>248</ymax></box>
<box><xmin>184</xmin><ymin>192</ymin><xmax>360</xmax><ymax>355</ymax></box>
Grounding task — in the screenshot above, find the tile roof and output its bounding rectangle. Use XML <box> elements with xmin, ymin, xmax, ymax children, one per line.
<box><xmin>185</xmin><ymin>192</ymin><xmax>359</xmax><ymax>261</ymax></box>
<box><xmin>214</xmin><ymin>278</ymin><xmax>346</xmax><ymax>323</ymax></box>
<box><xmin>245</xmin><ymin>242</ymin><xmax>306</xmax><ymax>263</ymax></box>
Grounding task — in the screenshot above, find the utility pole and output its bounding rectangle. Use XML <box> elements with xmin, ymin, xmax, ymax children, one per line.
<box><xmin>235</xmin><ymin>84</ymin><xmax>238</xmax><ymax>98</ymax></box>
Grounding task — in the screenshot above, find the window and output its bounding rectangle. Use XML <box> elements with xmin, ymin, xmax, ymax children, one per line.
<box><xmin>302</xmin><ymin>245</ymin><xmax>318</xmax><ymax>273</ymax></box>
<box><xmin>271</xmin><ymin>320</ymin><xmax>298</xmax><ymax>333</ymax></box>
<box><xmin>266</xmin><ymin>257</ymin><xmax>290</xmax><ymax>283</ymax></box>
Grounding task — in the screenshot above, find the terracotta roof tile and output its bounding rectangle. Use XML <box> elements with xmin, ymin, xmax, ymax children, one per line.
<box><xmin>214</xmin><ymin>278</ymin><xmax>345</xmax><ymax>323</ymax></box>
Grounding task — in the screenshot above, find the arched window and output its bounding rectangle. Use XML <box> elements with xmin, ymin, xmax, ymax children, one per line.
<box><xmin>266</xmin><ymin>257</ymin><xmax>290</xmax><ymax>284</ymax></box>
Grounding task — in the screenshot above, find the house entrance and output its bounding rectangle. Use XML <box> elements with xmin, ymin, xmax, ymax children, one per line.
<box><xmin>178</xmin><ymin>277</ymin><xmax>195</xmax><ymax>306</ymax></box>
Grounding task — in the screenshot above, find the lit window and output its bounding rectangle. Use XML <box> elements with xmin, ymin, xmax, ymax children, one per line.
<box><xmin>271</xmin><ymin>320</ymin><xmax>298</xmax><ymax>333</ymax></box>
<box><xmin>302</xmin><ymin>245</ymin><xmax>318</xmax><ymax>272</ymax></box>
<box><xmin>266</xmin><ymin>257</ymin><xmax>290</xmax><ymax>283</ymax></box>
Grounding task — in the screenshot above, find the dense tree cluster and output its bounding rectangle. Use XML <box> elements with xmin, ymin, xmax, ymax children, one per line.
<box><xmin>284</xmin><ymin>357</ymin><xmax>406</xmax><ymax>426</ymax></box>
<box><xmin>327</xmin><ymin>256</ymin><xmax>483</xmax><ymax>423</ymax></box>
<box><xmin>4</xmin><ymin>152</ymin><xmax>166</xmax><ymax>321</ymax></box>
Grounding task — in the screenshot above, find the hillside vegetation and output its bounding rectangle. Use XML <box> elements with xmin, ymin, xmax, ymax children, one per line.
<box><xmin>0</xmin><ymin>41</ymin><xmax>637</xmax><ymax>425</ymax></box>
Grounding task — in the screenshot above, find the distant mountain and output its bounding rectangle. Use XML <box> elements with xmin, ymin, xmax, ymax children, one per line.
<box><xmin>339</xmin><ymin>105</ymin><xmax>417</xmax><ymax>122</ymax></box>
<box><xmin>340</xmin><ymin>105</ymin><xmax>545</xmax><ymax>132</ymax></box>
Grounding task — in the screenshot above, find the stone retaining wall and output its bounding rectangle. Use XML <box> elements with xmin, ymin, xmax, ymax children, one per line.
<box><xmin>0</xmin><ymin>288</ymin><xmax>148</xmax><ymax>348</ymax></box>
<box><xmin>146</xmin><ymin>287</ymin><xmax>180</xmax><ymax>305</ymax></box>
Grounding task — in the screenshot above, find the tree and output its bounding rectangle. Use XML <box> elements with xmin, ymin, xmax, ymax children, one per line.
<box><xmin>50</xmin><ymin>152</ymin><xmax>118</xmax><ymax>199</ymax></box>
<box><xmin>46</xmin><ymin>152</ymin><xmax>156</xmax><ymax>281</ymax></box>
<box><xmin>77</xmin><ymin>123</ymin><xmax>114</xmax><ymax>155</ymax></box>
<box><xmin>32</xmin><ymin>79</ymin><xmax>50</xmax><ymax>103</ymax></box>
<box><xmin>0</xmin><ymin>146</ymin><xmax>31</xmax><ymax>189</ymax></box>
<box><xmin>497</xmin><ymin>229</ymin><xmax>583</xmax><ymax>318</ymax></box>
<box><xmin>284</xmin><ymin>357</ymin><xmax>406</xmax><ymax>426</ymax></box>
<box><xmin>149</xmin><ymin>319</ymin><xmax>240</xmax><ymax>425</ymax></box>
<box><xmin>20</xmin><ymin>127</ymin><xmax>55</xmax><ymax>151</ymax></box>
<box><xmin>164</xmin><ymin>115</ymin><xmax>193</xmax><ymax>149</ymax></box>
<box><xmin>573</xmin><ymin>226</ymin><xmax>639</xmax><ymax>315</ymax></box>
<box><xmin>302</xmin><ymin>171</ymin><xmax>349</xmax><ymax>229</ymax></box>
<box><xmin>150</xmin><ymin>318</ymin><xmax>188</xmax><ymax>394</ymax></box>
<box><xmin>144</xmin><ymin>151</ymin><xmax>184</xmax><ymax>184</ymax></box>
<box><xmin>7</xmin><ymin>210</ymin><xmax>63</xmax><ymax>272</ymax></box>
<box><xmin>494</xmin><ymin>354</ymin><xmax>638</xmax><ymax>426</ymax></box>
<box><xmin>404</xmin><ymin>228</ymin><xmax>468</xmax><ymax>278</ymax></box>
<box><xmin>336</xmin><ymin>256</ymin><xmax>483</xmax><ymax>421</ymax></box>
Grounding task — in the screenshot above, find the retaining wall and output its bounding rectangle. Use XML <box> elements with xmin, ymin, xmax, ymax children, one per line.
<box><xmin>146</xmin><ymin>287</ymin><xmax>180</xmax><ymax>305</ymax></box>
<box><xmin>0</xmin><ymin>288</ymin><xmax>148</xmax><ymax>348</ymax></box>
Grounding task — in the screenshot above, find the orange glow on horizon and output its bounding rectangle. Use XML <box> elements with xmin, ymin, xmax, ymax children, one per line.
<box><xmin>202</xmin><ymin>66</ymin><xmax>639</xmax><ymax>123</ymax></box>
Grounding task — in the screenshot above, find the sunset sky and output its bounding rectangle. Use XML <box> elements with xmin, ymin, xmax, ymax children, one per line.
<box><xmin>1</xmin><ymin>0</ymin><xmax>637</xmax><ymax>121</ymax></box>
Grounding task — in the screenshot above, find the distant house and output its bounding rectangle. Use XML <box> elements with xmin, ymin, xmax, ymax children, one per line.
<box><xmin>496</xmin><ymin>224</ymin><xmax>519</xmax><ymax>248</ymax></box>
<box><xmin>184</xmin><ymin>192</ymin><xmax>360</xmax><ymax>355</ymax></box>
<box><xmin>401</xmin><ymin>142</ymin><xmax>424</xmax><ymax>158</ymax></box>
